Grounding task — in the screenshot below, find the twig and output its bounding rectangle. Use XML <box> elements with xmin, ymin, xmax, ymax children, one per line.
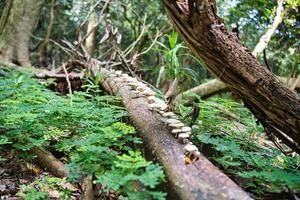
<box><xmin>264</xmin><ymin>127</ymin><xmax>287</xmax><ymax>155</ymax></box>
<box><xmin>35</xmin><ymin>71</ymin><xmax>84</xmax><ymax>79</ymax></box>
<box><xmin>77</xmin><ymin>0</ymin><xmax>102</xmax><ymax>31</ymax></box>
<box><xmin>290</xmin><ymin>74</ymin><xmax>300</xmax><ymax>91</ymax></box>
<box><xmin>32</xmin><ymin>35</ymin><xmax>74</xmax><ymax>57</ymax></box>
<box><xmin>62</xmin><ymin>39</ymin><xmax>84</xmax><ymax>58</ymax></box>
<box><xmin>116</xmin><ymin>50</ymin><xmax>136</xmax><ymax>77</ymax></box>
<box><xmin>80</xmin><ymin>0</ymin><xmax>110</xmax><ymax>44</ymax></box>
<box><xmin>121</xmin><ymin>3</ymin><xmax>137</xmax><ymax>39</ymax></box>
<box><xmin>62</xmin><ymin>63</ymin><xmax>73</xmax><ymax>99</ymax></box>
<box><xmin>124</xmin><ymin>15</ymin><xmax>148</xmax><ymax>57</ymax></box>
<box><xmin>136</xmin><ymin>29</ymin><xmax>161</xmax><ymax>57</ymax></box>
<box><xmin>118</xmin><ymin>1</ymin><xmax>144</xmax><ymax>25</ymax></box>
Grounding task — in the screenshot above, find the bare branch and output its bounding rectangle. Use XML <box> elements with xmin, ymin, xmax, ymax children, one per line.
<box><xmin>80</xmin><ymin>0</ymin><xmax>111</xmax><ymax>44</ymax></box>
<box><xmin>252</xmin><ymin>0</ymin><xmax>285</xmax><ymax>57</ymax></box>
<box><xmin>62</xmin><ymin>62</ymin><xmax>73</xmax><ymax>97</ymax></box>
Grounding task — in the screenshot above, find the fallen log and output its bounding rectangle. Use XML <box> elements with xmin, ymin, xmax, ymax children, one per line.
<box><xmin>89</xmin><ymin>66</ymin><xmax>251</xmax><ymax>200</ymax></box>
<box><xmin>176</xmin><ymin>77</ymin><xmax>300</xmax><ymax>104</ymax></box>
<box><xmin>175</xmin><ymin>78</ymin><xmax>228</xmax><ymax>103</ymax></box>
<box><xmin>0</xmin><ymin>61</ymin><xmax>251</xmax><ymax>199</ymax></box>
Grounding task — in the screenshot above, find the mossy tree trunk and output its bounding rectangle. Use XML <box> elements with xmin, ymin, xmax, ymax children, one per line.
<box><xmin>162</xmin><ymin>0</ymin><xmax>300</xmax><ymax>153</ymax></box>
<box><xmin>0</xmin><ymin>0</ymin><xmax>45</xmax><ymax>67</ymax></box>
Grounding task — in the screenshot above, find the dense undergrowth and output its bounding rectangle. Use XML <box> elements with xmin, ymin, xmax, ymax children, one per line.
<box><xmin>179</xmin><ymin>96</ymin><xmax>300</xmax><ymax>196</ymax></box>
<box><xmin>160</xmin><ymin>30</ymin><xmax>300</xmax><ymax>197</ymax></box>
<box><xmin>0</xmin><ymin>66</ymin><xmax>299</xmax><ymax>199</ymax></box>
<box><xmin>0</xmin><ymin>67</ymin><xmax>166</xmax><ymax>199</ymax></box>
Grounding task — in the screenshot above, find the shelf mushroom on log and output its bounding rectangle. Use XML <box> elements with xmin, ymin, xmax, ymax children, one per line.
<box><xmin>88</xmin><ymin>65</ymin><xmax>252</xmax><ymax>200</ymax></box>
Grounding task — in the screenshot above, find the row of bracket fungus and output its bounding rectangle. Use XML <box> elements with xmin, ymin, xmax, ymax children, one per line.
<box><xmin>92</xmin><ymin>67</ymin><xmax>252</xmax><ymax>200</ymax></box>
<box><xmin>110</xmin><ymin>69</ymin><xmax>201</xmax><ymax>163</ymax></box>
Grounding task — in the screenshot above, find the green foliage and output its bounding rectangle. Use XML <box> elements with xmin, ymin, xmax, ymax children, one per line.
<box><xmin>18</xmin><ymin>176</ymin><xmax>72</xmax><ymax>200</ymax></box>
<box><xmin>0</xmin><ymin>67</ymin><xmax>165</xmax><ymax>199</ymax></box>
<box><xmin>28</xmin><ymin>0</ymin><xmax>300</xmax><ymax>82</ymax></box>
<box><xmin>0</xmin><ymin>68</ymin><xmax>127</xmax><ymax>151</ymax></box>
<box><xmin>165</xmin><ymin>31</ymin><xmax>182</xmax><ymax>78</ymax></box>
<box><xmin>82</xmin><ymin>72</ymin><xmax>103</xmax><ymax>96</ymax></box>
<box><xmin>63</xmin><ymin>121</ymin><xmax>142</xmax><ymax>181</ymax></box>
<box><xmin>18</xmin><ymin>187</ymin><xmax>48</xmax><ymax>200</ymax></box>
<box><xmin>153</xmin><ymin>31</ymin><xmax>203</xmax><ymax>88</ymax></box>
<box><xmin>2</xmin><ymin>0</ymin><xmax>300</xmax><ymax>197</ymax></box>
<box><xmin>0</xmin><ymin>135</ymin><xmax>11</xmax><ymax>145</ymax></box>
<box><xmin>179</xmin><ymin>95</ymin><xmax>300</xmax><ymax>194</ymax></box>
<box><xmin>96</xmin><ymin>151</ymin><xmax>166</xmax><ymax>200</ymax></box>
<box><xmin>219</xmin><ymin>0</ymin><xmax>300</xmax><ymax>76</ymax></box>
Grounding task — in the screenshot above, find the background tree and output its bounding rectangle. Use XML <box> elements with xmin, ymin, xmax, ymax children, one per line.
<box><xmin>84</xmin><ymin>0</ymin><xmax>97</xmax><ymax>55</ymax></box>
<box><xmin>0</xmin><ymin>0</ymin><xmax>46</xmax><ymax>66</ymax></box>
<box><xmin>224</xmin><ymin>0</ymin><xmax>300</xmax><ymax>75</ymax></box>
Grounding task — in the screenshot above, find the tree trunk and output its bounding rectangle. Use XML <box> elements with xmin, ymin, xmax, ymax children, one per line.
<box><xmin>162</xmin><ymin>0</ymin><xmax>300</xmax><ymax>153</ymax></box>
<box><xmin>39</xmin><ymin>0</ymin><xmax>55</xmax><ymax>66</ymax></box>
<box><xmin>0</xmin><ymin>0</ymin><xmax>45</xmax><ymax>67</ymax></box>
<box><xmin>85</xmin><ymin>0</ymin><xmax>97</xmax><ymax>55</ymax></box>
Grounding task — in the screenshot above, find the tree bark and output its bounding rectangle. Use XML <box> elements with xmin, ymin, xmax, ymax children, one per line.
<box><xmin>0</xmin><ymin>0</ymin><xmax>45</xmax><ymax>67</ymax></box>
<box><xmin>162</xmin><ymin>0</ymin><xmax>300</xmax><ymax>153</ymax></box>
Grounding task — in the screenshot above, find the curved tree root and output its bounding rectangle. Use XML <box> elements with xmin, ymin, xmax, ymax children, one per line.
<box><xmin>80</xmin><ymin>176</ymin><xmax>94</xmax><ymax>200</ymax></box>
<box><xmin>29</xmin><ymin>147</ymin><xmax>69</xmax><ymax>178</ymax></box>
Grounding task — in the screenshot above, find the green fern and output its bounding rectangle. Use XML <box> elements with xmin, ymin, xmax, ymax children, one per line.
<box><xmin>0</xmin><ymin>67</ymin><xmax>165</xmax><ymax>199</ymax></box>
<box><xmin>181</xmin><ymin>95</ymin><xmax>300</xmax><ymax>194</ymax></box>
<box><xmin>96</xmin><ymin>151</ymin><xmax>166</xmax><ymax>200</ymax></box>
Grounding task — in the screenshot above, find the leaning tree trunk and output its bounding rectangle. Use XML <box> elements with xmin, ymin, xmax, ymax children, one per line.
<box><xmin>162</xmin><ymin>0</ymin><xmax>300</xmax><ymax>153</ymax></box>
<box><xmin>175</xmin><ymin>0</ymin><xmax>286</xmax><ymax>103</ymax></box>
<box><xmin>0</xmin><ymin>0</ymin><xmax>45</xmax><ymax>67</ymax></box>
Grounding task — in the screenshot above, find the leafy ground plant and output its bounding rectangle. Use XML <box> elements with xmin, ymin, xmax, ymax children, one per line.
<box><xmin>179</xmin><ymin>96</ymin><xmax>300</xmax><ymax>196</ymax></box>
<box><xmin>17</xmin><ymin>177</ymin><xmax>72</xmax><ymax>200</ymax></box>
<box><xmin>0</xmin><ymin>67</ymin><xmax>166</xmax><ymax>199</ymax></box>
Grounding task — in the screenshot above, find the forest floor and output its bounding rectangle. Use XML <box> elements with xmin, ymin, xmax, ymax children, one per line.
<box><xmin>0</xmin><ymin>66</ymin><xmax>299</xmax><ymax>200</ymax></box>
